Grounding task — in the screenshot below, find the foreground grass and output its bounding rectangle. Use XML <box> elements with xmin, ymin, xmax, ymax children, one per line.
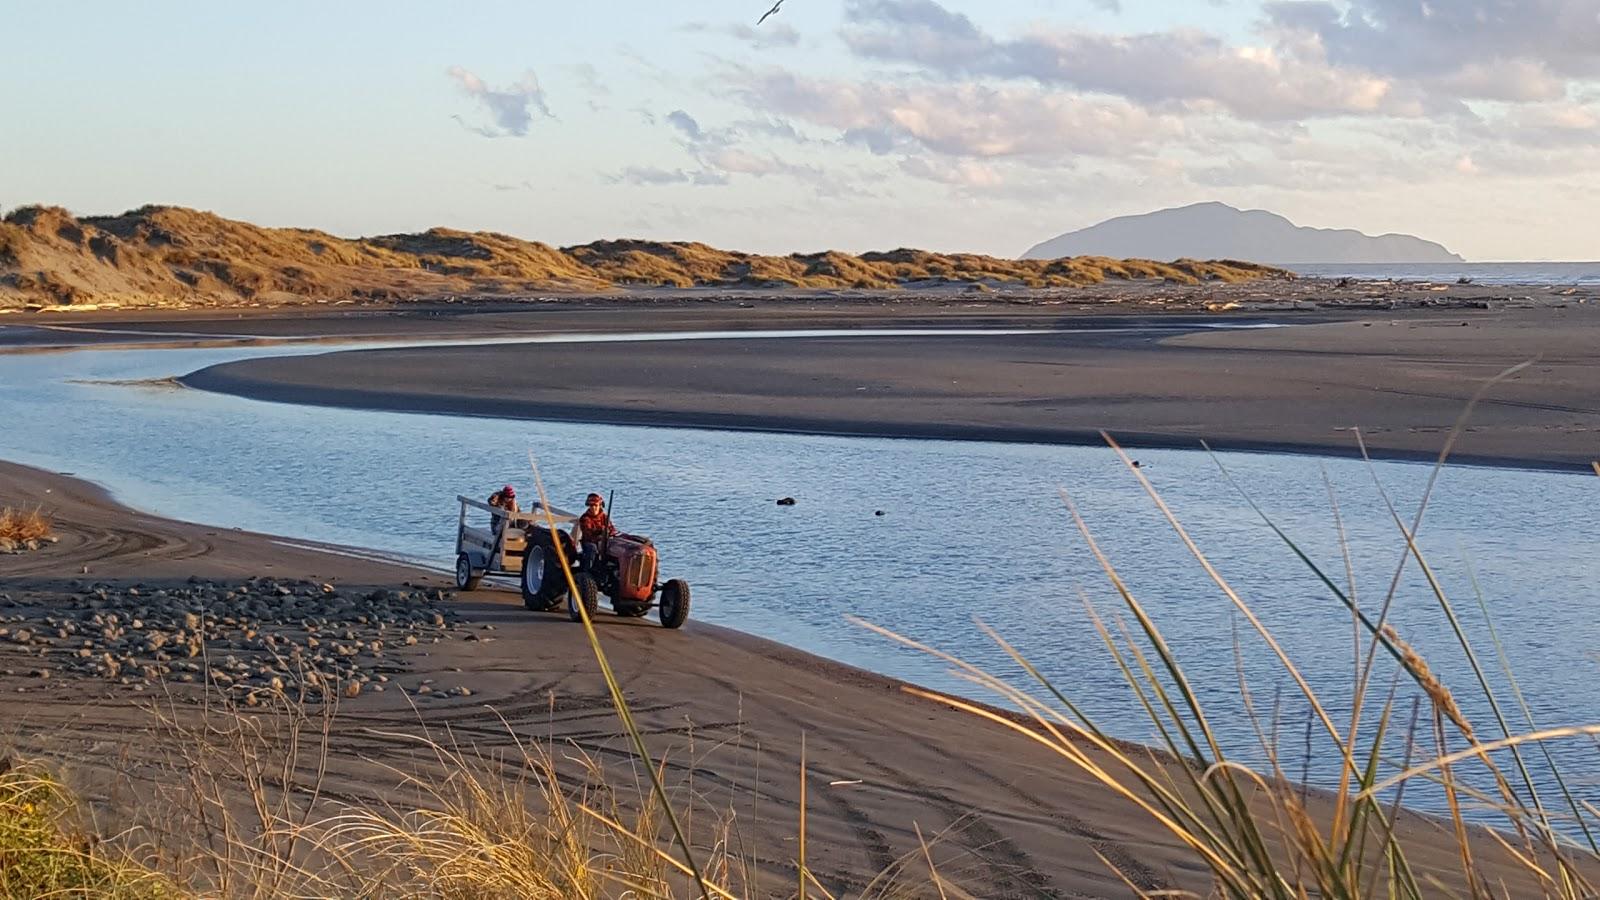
<box><xmin>860</xmin><ymin>439</ymin><xmax>1600</xmax><ymax>898</ymax></box>
<box><xmin>0</xmin><ymin>757</ymin><xmax>173</xmax><ymax>898</ymax></box>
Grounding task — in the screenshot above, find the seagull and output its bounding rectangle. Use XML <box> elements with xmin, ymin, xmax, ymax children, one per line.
<box><xmin>757</xmin><ymin>0</ymin><xmax>784</xmax><ymax>25</ymax></box>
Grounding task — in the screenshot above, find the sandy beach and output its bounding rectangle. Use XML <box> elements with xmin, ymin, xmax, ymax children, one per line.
<box><xmin>160</xmin><ymin>300</ymin><xmax>1600</xmax><ymax>471</ymax></box>
<box><xmin>0</xmin><ymin>458</ymin><xmax>1559</xmax><ymax>896</ymax></box>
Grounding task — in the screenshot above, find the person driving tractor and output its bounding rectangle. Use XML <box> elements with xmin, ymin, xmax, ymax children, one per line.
<box><xmin>571</xmin><ymin>492</ymin><xmax>616</xmax><ymax>570</ymax></box>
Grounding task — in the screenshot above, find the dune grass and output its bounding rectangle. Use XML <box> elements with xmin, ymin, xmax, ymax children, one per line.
<box><xmin>0</xmin><ymin>504</ymin><xmax>52</xmax><ymax>543</ymax></box>
<box><xmin>0</xmin><ymin>756</ymin><xmax>174</xmax><ymax>898</ymax></box>
<box><xmin>2</xmin><ymin>203</ymin><xmax>1289</xmax><ymax>309</ymax></box>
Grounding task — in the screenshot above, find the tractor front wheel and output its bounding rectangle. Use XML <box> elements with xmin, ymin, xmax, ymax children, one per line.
<box><xmin>568</xmin><ymin>573</ymin><xmax>601</xmax><ymax>623</ymax></box>
<box><xmin>658</xmin><ymin>579</ymin><xmax>690</xmax><ymax>629</ymax></box>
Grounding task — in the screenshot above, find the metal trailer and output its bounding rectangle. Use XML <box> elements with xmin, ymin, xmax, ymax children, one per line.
<box><xmin>452</xmin><ymin>494</ymin><xmax>575</xmax><ymax>592</ymax></box>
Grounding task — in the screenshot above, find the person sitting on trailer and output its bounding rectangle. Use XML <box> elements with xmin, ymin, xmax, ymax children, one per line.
<box><xmin>487</xmin><ymin>484</ymin><xmax>519</xmax><ymax>536</ymax></box>
<box><xmin>570</xmin><ymin>492</ymin><xmax>616</xmax><ymax>570</ymax></box>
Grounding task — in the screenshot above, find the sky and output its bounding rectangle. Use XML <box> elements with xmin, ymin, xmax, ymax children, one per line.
<box><xmin>3</xmin><ymin>1</ymin><xmax>1598</xmax><ymax>261</ymax></box>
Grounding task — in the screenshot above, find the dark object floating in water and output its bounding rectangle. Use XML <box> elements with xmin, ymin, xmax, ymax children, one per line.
<box><xmin>1131</xmin><ymin>460</ymin><xmax>1142</xmax><ymax>469</ymax></box>
<box><xmin>874</xmin><ymin>510</ymin><xmax>885</xmax><ymax>516</ymax></box>
<box><xmin>776</xmin><ymin>497</ymin><xmax>796</xmax><ymax>506</ymax></box>
<box><xmin>1458</xmin><ymin>277</ymin><xmax>1473</xmax><ymax>285</ymax></box>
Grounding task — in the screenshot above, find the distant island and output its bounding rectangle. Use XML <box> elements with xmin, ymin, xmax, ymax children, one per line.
<box><xmin>1023</xmin><ymin>202</ymin><xmax>1464</xmax><ymax>264</ymax></box>
<box><xmin>0</xmin><ymin>204</ymin><xmax>1286</xmax><ymax>310</ymax></box>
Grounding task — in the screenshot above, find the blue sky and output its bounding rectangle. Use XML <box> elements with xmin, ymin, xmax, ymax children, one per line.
<box><xmin>3</xmin><ymin>1</ymin><xmax>1598</xmax><ymax>260</ymax></box>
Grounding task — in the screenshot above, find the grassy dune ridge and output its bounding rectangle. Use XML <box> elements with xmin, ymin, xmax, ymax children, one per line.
<box><xmin>0</xmin><ymin>204</ymin><xmax>1287</xmax><ymax>309</ymax></box>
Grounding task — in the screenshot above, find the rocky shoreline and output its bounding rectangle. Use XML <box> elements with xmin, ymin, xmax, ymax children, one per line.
<box><xmin>0</xmin><ymin>577</ymin><xmax>480</xmax><ymax>703</ymax></box>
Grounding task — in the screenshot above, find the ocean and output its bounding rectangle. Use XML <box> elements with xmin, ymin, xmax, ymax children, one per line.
<box><xmin>1288</xmin><ymin>261</ymin><xmax>1600</xmax><ymax>286</ymax></box>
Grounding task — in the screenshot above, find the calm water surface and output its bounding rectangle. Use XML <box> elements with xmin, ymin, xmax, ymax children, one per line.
<box><xmin>1291</xmin><ymin>261</ymin><xmax>1600</xmax><ymax>286</ymax></box>
<box><xmin>3</xmin><ymin>330</ymin><xmax>1597</xmax><ymax>816</ymax></box>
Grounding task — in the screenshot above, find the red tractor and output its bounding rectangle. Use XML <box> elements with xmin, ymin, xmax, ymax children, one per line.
<box><xmin>518</xmin><ymin>510</ymin><xmax>690</xmax><ymax>629</ymax></box>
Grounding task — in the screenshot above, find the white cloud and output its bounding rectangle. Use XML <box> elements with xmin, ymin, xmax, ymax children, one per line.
<box><xmin>614</xmin><ymin>104</ymin><xmax>830</xmax><ymax>190</ymax></box>
<box><xmin>1264</xmin><ymin>0</ymin><xmax>1600</xmax><ymax>86</ymax></box>
<box><xmin>841</xmin><ymin>0</ymin><xmax>1419</xmax><ymax>121</ymax></box>
<box><xmin>446</xmin><ymin>66</ymin><xmax>552</xmax><ymax>137</ymax></box>
<box><xmin>730</xmin><ymin>68</ymin><xmax>1185</xmax><ymax>158</ymax></box>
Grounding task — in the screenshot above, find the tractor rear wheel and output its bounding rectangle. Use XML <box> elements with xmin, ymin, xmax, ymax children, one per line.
<box><xmin>455</xmin><ymin>553</ymin><xmax>483</xmax><ymax>592</ymax></box>
<box><xmin>658</xmin><ymin>579</ymin><xmax>690</xmax><ymax>629</ymax></box>
<box><xmin>520</xmin><ymin>543</ymin><xmax>564</xmax><ymax>611</ymax></box>
<box><xmin>568</xmin><ymin>573</ymin><xmax>600</xmax><ymax>623</ymax></box>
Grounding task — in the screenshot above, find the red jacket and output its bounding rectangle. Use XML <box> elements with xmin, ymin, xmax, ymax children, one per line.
<box><xmin>577</xmin><ymin>509</ymin><xmax>615</xmax><ymax>544</ymax></box>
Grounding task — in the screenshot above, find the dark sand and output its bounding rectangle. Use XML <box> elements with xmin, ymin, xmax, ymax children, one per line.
<box><xmin>175</xmin><ymin>303</ymin><xmax>1600</xmax><ymax>471</ymax></box>
<box><xmin>0</xmin><ymin>461</ymin><xmax>1556</xmax><ymax>896</ymax></box>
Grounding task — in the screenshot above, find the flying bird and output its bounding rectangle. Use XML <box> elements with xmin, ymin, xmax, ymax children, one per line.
<box><xmin>757</xmin><ymin>0</ymin><xmax>784</xmax><ymax>26</ymax></box>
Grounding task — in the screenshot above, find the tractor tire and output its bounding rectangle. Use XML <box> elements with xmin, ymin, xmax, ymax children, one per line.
<box><xmin>568</xmin><ymin>573</ymin><xmax>601</xmax><ymax>623</ymax></box>
<box><xmin>658</xmin><ymin>579</ymin><xmax>690</xmax><ymax>630</ymax></box>
<box><xmin>613</xmin><ymin>599</ymin><xmax>651</xmax><ymax>618</ymax></box>
<box><xmin>455</xmin><ymin>553</ymin><xmax>483</xmax><ymax>592</ymax></box>
<box><xmin>520</xmin><ymin>543</ymin><xmax>565</xmax><ymax>611</ymax></box>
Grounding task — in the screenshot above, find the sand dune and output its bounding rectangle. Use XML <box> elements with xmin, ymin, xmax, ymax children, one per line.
<box><xmin>0</xmin><ymin>204</ymin><xmax>1285</xmax><ymax>310</ymax></box>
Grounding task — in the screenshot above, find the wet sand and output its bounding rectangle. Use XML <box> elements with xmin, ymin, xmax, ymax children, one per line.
<box><xmin>0</xmin><ymin>460</ymin><xmax>1558</xmax><ymax>895</ymax></box>
<box><xmin>173</xmin><ymin>303</ymin><xmax>1600</xmax><ymax>471</ymax></box>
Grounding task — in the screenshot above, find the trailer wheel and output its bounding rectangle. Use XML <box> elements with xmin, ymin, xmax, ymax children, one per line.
<box><xmin>520</xmin><ymin>544</ymin><xmax>564</xmax><ymax>611</ymax></box>
<box><xmin>568</xmin><ymin>573</ymin><xmax>600</xmax><ymax>623</ymax></box>
<box><xmin>455</xmin><ymin>553</ymin><xmax>483</xmax><ymax>592</ymax></box>
<box><xmin>658</xmin><ymin>579</ymin><xmax>690</xmax><ymax>630</ymax></box>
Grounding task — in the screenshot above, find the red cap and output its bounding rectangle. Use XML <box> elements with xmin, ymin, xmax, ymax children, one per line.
<box><xmin>586</xmin><ymin>492</ymin><xmax>602</xmax><ymax>504</ymax></box>
<box><xmin>502</xmin><ymin>485</ymin><xmax>515</xmax><ymax>497</ymax></box>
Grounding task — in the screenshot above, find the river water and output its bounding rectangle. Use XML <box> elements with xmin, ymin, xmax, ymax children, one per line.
<box><xmin>3</xmin><ymin>328</ymin><xmax>1597</xmax><ymax>818</ymax></box>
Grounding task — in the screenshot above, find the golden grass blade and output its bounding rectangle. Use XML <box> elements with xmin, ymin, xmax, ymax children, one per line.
<box><xmin>1086</xmin><ymin>610</ymin><xmax>1254</xmax><ymax>860</ymax></box>
<box><xmin>526</xmin><ymin>451</ymin><xmax>711</xmax><ymax>899</ymax></box>
<box><xmin>1322</xmin><ymin>465</ymin><xmax>1366</xmax><ymax>839</ymax></box>
<box><xmin>1101</xmin><ymin>435</ymin><xmax>1352</xmax><ymax>768</ymax></box>
<box><xmin>1354</xmin><ymin>445</ymin><xmax>1580</xmax><ymax>872</ymax></box>
<box><xmin>798</xmin><ymin>731</ymin><xmax>807</xmax><ymax>900</ymax></box>
<box><xmin>573</xmin><ymin>806</ymin><xmax>741</xmax><ymax>900</ymax></box>
<box><xmin>801</xmin><ymin>866</ymin><xmax>839</xmax><ymax>900</ymax></box>
<box><xmin>972</xmin><ymin>605</ymin><xmax>1249</xmax><ymax>862</ymax></box>
<box><xmin>899</xmin><ymin>685</ymin><xmax>1257</xmax><ymax>895</ymax></box>
<box><xmin>851</xmin><ymin>614</ymin><xmax>1242</xmax><ymax>863</ymax></box>
<box><xmin>1464</xmin><ymin>556</ymin><xmax>1597</xmax><ymax>852</ymax></box>
<box><xmin>1346</xmin><ymin>361</ymin><xmax>1533</xmax><ymax>747</ymax></box>
<box><xmin>914</xmin><ymin>822</ymin><xmax>950</xmax><ymax>900</ymax></box>
<box><xmin>1591</xmin><ymin>461</ymin><xmax>1598</xmax><ymax>477</ymax></box>
<box><xmin>1057</xmin><ymin>488</ymin><xmax>1229</xmax><ymax>770</ymax></box>
<box><xmin>1430</xmin><ymin>715</ymin><xmax>1487</xmax><ymax>900</ymax></box>
<box><xmin>1360</xmin><ymin>724</ymin><xmax>1600</xmax><ymax>799</ymax></box>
